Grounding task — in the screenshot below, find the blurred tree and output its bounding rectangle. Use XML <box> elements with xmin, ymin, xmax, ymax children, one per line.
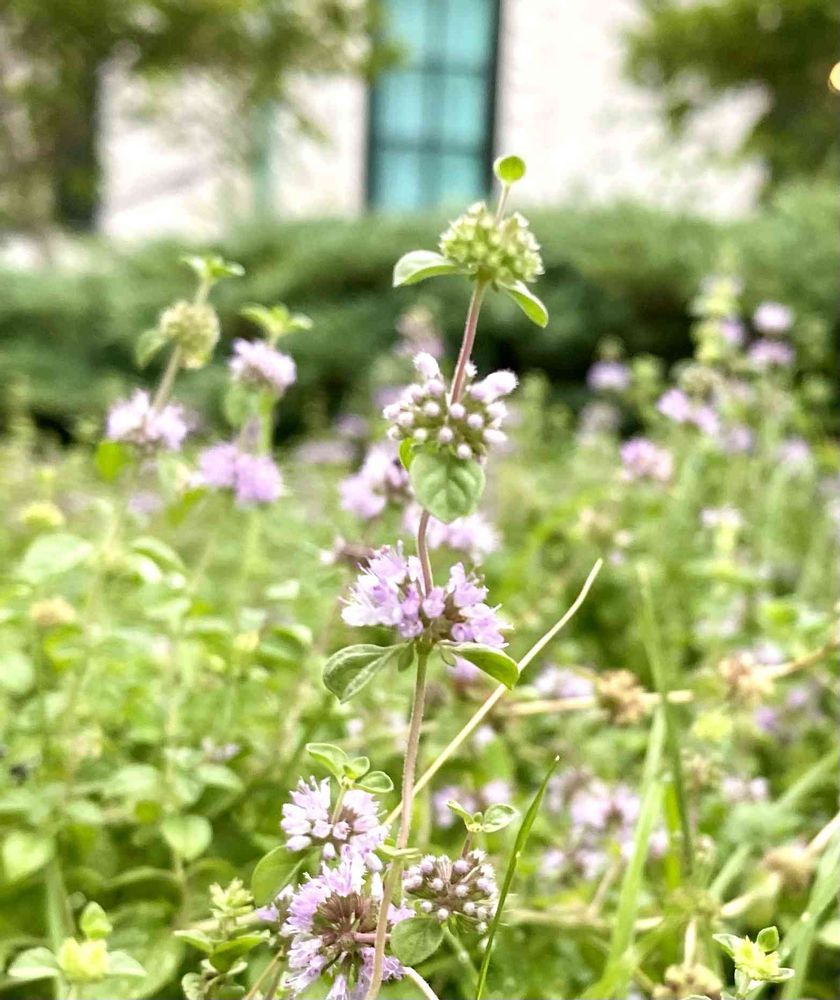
<box><xmin>624</xmin><ymin>0</ymin><xmax>838</xmax><ymax>191</ymax></box>
<box><xmin>0</xmin><ymin>0</ymin><xmax>389</xmax><ymax>234</ymax></box>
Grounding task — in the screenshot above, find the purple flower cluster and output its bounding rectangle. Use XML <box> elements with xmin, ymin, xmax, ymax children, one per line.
<box><xmin>229</xmin><ymin>338</ymin><xmax>297</xmax><ymax>396</ymax></box>
<box><xmin>384</xmin><ymin>353</ymin><xmax>517</xmax><ymax>460</ymax></box>
<box><xmin>587</xmin><ymin>360</ymin><xmax>630</xmax><ymax>393</ymax></box>
<box><xmin>753</xmin><ymin>301</ymin><xmax>793</xmax><ymax>336</ymax></box>
<box><xmin>281</xmin><ymin>777</ymin><xmax>387</xmax><ymax>868</ymax></box>
<box><xmin>341</xmin><ymin>543</ymin><xmax>507</xmax><ymax>647</ymax></box>
<box><xmin>106</xmin><ymin>390</ymin><xmax>188</xmax><ymax>451</ymax></box>
<box><xmin>748</xmin><ymin>339</ymin><xmax>795</xmax><ymax>370</ymax></box>
<box><xmin>657</xmin><ymin>388</ymin><xmax>720</xmax><ymax>435</ymax></box>
<box><xmin>197</xmin><ymin>442</ymin><xmax>283</xmax><ymax>506</ymax></box>
<box><xmin>282</xmin><ymin>851</ymin><xmax>405</xmax><ymax>999</ymax></box>
<box><xmin>533</xmin><ymin>666</ymin><xmax>594</xmax><ymax>700</ymax></box>
<box><xmin>542</xmin><ymin>774</ymin><xmax>666</xmax><ymax>880</ymax></box>
<box><xmin>339</xmin><ymin>445</ymin><xmax>410</xmax><ymax>520</ymax></box>
<box><xmin>620</xmin><ymin>437</ymin><xmax>673</xmax><ymax>482</ymax></box>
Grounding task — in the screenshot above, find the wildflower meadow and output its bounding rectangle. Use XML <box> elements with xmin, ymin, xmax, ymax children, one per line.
<box><xmin>1</xmin><ymin>157</ymin><xmax>837</xmax><ymax>1000</ymax></box>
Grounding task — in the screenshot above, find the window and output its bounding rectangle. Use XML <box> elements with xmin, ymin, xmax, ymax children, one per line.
<box><xmin>367</xmin><ymin>0</ymin><xmax>500</xmax><ymax>212</ymax></box>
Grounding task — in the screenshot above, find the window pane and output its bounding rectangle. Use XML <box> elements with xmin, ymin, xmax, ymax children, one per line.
<box><xmin>387</xmin><ymin>0</ymin><xmax>426</xmax><ymax>55</ymax></box>
<box><xmin>374</xmin><ymin>71</ymin><xmax>427</xmax><ymax>144</ymax></box>
<box><xmin>439</xmin><ymin>73</ymin><xmax>487</xmax><ymax>146</ymax></box>
<box><xmin>373</xmin><ymin>150</ymin><xmax>422</xmax><ymax>211</ymax></box>
<box><xmin>439</xmin><ymin>153</ymin><xmax>484</xmax><ymax>205</ymax></box>
<box><xmin>445</xmin><ymin>0</ymin><xmax>495</xmax><ymax>69</ymax></box>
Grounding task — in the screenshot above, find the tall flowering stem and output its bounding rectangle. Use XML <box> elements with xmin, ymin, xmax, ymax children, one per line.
<box><xmin>450</xmin><ymin>282</ymin><xmax>488</xmax><ymax>403</ymax></box>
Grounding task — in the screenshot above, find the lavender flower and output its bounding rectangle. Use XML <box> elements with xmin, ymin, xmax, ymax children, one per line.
<box><xmin>748</xmin><ymin>339</ymin><xmax>795</xmax><ymax>369</ymax></box>
<box><xmin>339</xmin><ymin>445</ymin><xmax>410</xmax><ymax>520</ymax></box>
<box><xmin>229</xmin><ymin>339</ymin><xmax>297</xmax><ymax>396</ymax></box>
<box><xmin>722</xmin><ymin>424</ymin><xmax>753</xmax><ymax>454</ymax></box>
<box><xmin>403</xmin><ymin>850</ymin><xmax>498</xmax><ymax>932</ymax></box>
<box><xmin>533</xmin><ymin>666</ymin><xmax>594</xmax><ymax>699</ymax></box>
<box><xmin>753</xmin><ymin>302</ymin><xmax>794</xmax><ymax>336</ymax></box>
<box><xmin>282</xmin><ymin>851</ymin><xmax>405</xmax><ymax>999</ymax></box>
<box><xmin>620</xmin><ymin>438</ymin><xmax>673</xmax><ymax>482</ymax></box>
<box><xmin>722</xmin><ymin>775</ymin><xmax>769</xmax><ymax>804</ymax></box>
<box><xmin>384</xmin><ymin>353</ymin><xmax>517</xmax><ymax>460</ymax></box>
<box><xmin>197</xmin><ymin>442</ymin><xmax>283</xmax><ymax>506</ymax></box>
<box><xmin>106</xmin><ymin>390</ymin><xmax>188</xmax><ymax>451</ymax></box>
<box><xmin>281</xmin><ymin>778</ymin><xmax>387</xmax><ymax>867</ymax></box>
<box><xmin>578</xmin><ymin>401</ymin><xmax>621</xmax><ymax>437</ymax></box>
<box><xmin>341</xmin><ymin>544</ymin><xmax>507</xmax><ymax>647</ymax></box>
<box><xmin>777</xmin><ymin>437</ymin><xmax>812</xmax><ymax>467</ymax></box>
<box><xmin>587</xmin><ymin>361</ymin><xmax>630</xmax><ymax>393</ymax></box>
<box><xmin>657</xmin><ymin>389</ymin><xmax>720</xmax><ymax>436</ymax></box>
<box><xmin>719</xmin><ymin>316</ymin><xmax>745</xmax><ymax>347</ymax></box>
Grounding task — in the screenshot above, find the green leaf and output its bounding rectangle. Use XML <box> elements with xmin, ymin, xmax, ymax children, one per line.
<box><xmin>712</xmin><ymin>934</ymin><xmax>740</xmax><ymax>959</ymax></box>
<box><xmin>250</xmin><ymin>847</ymin><xmax>309</xmax><ymax>905</ymax></box>
<box><xmin>390</xmin><ymin>917</ymin><xmax>444</xmax><ymax>966</ymax></box>
<box><xmin>134</xmin><ymin>327</ymin><xmax>168</xmax><ymax>368</ymax></box>
<box><xmin>322</xmin><ymin>644</ymin><xmax>406</xmax><ymax>702</ymax></box>
<box><xmin>18</xmin><ymin>533</ymin><xmax>93</xmax><ymax>583</ymax></box>
<box><xmin>106</xmin><ymin>951</ymin><xmax>147</xmax><ymax>978</ymax></box>
<box><xmin>208</xmin><ymin>935</ymin><xmax>267</xmax><ymax>973</ymax></box>
<box><xmin>306</xmin><ymin>742</ymin><xmax>348</xmax><ymax>779</ymax></box>
<box><xmin>446</xmin><ymin>799</ymin><xmax>480</xmax><ymax>831</ymax></box>
<box><xmin>475</xmin><ymin>755</ymin><xmax>561</xmax><ymax>1000</ymax></box>
<box><xmin>80</xmin><ymin>902</ymin><xmax>112</xmax><ymax>940</ymax></box>
<box><xmin>450</xmin><ymin>643</ymin><xmax>518</xmax><ymax>689</ymax></box>
<box><xmin>196</xmin><ymin>764</ymin><xmax>243</xmax><ymax>793</ymax></box>
<box><xmin>410</xmin><ymin>450</ymin><xmax>485</xmax><ymax>524</ymax></box>
<box><xmin>345</xmin><ymin>756</ymin><xmax>370</xmax><ymax>780</ymax></box>
<box><xmin>393</xmin><ymin>250</ymin><xmax>461</xmax><ymax>287</ymax></box>
<box><xmin>2</xmin><ymin>832</ymin><xmax>54</xmax><ymax>881</ymax></box>
<box><xmin>500</xmin><ymin>281</ymin><xmax>549</xmax><ymax>327</ymax></box>
<box><xmin>356</xmin><ymin>771</ymin><xmax>394</xmax><ymax>794</ymax></box>
<box><xmin>493</xmin><ymin>155</ymin><xmax>526</xmax><ymax>184</ymax></box>
<box><xmin>161</xmin><ymin>815</ymin><xmax>212</xmax><ymax>862</ymax></box>
<box><xmin>174</xmin><ymin>930</ymin><xmax>215</xmax><ymax>955</ymax></box>
<box><xmin>399</xmin><ymin>438</ymin><xmax>416</xmax><ymax>470</ymax></box>
<box><xmin>7</xmin><ymin>947</ymin><xmax>60</xmax><ymax>981</ymax></box>
<box><xmin>130</xmin><ymin>536</ymin><xmax>184</xmax><ymax>571</ymax></box>
<box><xmin>481</xmin><ymin>803</ymin><xmax>519</xmax><ymax>833</ymax></box>
<box><xmin>757</xmin><ymin>926</ymin><xmax>780</xmax><ymax>952</ymax></box>
<box><xmin>95</xmin><ymin>440</ymin><xmax>131</xmax><ymax>481</ymax></box>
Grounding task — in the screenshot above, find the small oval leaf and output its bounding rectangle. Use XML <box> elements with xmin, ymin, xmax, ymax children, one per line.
<box><xmin>482</xmin><ymin>803</ymin><xmax>519</xmax><ymax>833</ymax></box>
<box><xmin>500</xmin><ymin>281</ymin><xmax>548</xmax><ymax>328</ymax></box>
<box><xmin>393</xmin><ymin>251</ymin><xmax>461</xmax><ymax>288</ymax></box>
<box><xmin>451</xmin><ymin>643</ymin><xmax>518</xmax><ymax>689</ymax></box>
<box><xmin>322</xmin><ymin>644</ymin><xmax>406</xmax><ymax>702</ymax></box>
<box><xmin>410</xmin><ymin>450</ymin><xmax>485</xmax><ymax>524</ymax></box>
<box><xmin>391</xmin><ymin>917</ymin><xmax>444</xmax><ymax>966</ymax></box>
<box><xmin>356</xmin><ymin>771</ymin><xmax>394</xmax><ymax>794</ymax></box>
<box><xmin>251</xmin><ymin>847</ymin><xmax>309</xmax><ymax>905</ymax></box>
<box><xmin>306</xmin><ymin>743</ymin><xmax>348</xmax><ymax>779</ymax></box>
<box><xmin>161</xmin><ymin>815</ymin><xmax>212</xmax><ymax>862</ymax></box>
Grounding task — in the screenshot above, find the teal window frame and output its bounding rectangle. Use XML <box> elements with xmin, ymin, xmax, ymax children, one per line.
<box><xmin>366</xmin><ymin>0</ymin><xmax>501</xmax><ymax>212</ymax></box>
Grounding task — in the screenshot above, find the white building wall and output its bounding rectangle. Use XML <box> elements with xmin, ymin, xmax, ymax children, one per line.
<box><xmin>97</xmin><ymin>0</ymin><xmax>765</xmax><ymax>241</ymax></box>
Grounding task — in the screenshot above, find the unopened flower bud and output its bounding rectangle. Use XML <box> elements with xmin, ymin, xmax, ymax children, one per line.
<box><xmin>596</xmin><ymin>670</ymin><xmax>650</xmax><ymax>725</ymax></box>
<box><xmin>160</xmin><ymin>300</ymin><xmax>220</xmax><ymax>369</ymax></box>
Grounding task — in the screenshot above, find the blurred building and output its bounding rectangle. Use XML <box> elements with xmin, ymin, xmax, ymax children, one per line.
<box><xmin>100</xmin><ymin>0</ymin><xmax>764</xmax><ymax>239</ymax></box>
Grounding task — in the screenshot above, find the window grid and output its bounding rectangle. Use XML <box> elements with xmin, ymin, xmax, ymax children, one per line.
<box><xmin>366</xmin><ymin>0</ymin><xmax>500</xmax><ymax>211</ymax></box>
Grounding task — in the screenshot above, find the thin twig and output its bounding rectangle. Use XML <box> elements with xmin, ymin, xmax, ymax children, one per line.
<box><xmin>403</xmin><ymin>967</ymin><xmax>442</xmax><ymax>1000</ymax></box>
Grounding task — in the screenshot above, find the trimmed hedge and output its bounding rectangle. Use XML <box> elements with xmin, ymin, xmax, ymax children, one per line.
<box><xmin>1</xmin><ymin>181</ymin><xmax>836</xmax><ymax>440</ymax></box>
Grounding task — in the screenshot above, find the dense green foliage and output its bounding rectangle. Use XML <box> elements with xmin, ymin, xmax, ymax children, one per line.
<box><xmin>624</xmin><ymin>0</ymin><xmax>839</xmax><ymax>189</ymax></box>
<box><xmin>0</xmin><ymin>250</ymin><xmax>837</xmax><ymax>997</ymax></box>
<box><xmin>3</xmin><ymin>182</ymin><xmax>837</xmax><ymax>441</ymax></box>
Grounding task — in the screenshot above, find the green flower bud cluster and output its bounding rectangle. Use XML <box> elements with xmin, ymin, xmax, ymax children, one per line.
<box><xmin>439</xmin><ymin>201</ymin><xmax>543</xmax><ymax>286</ymax></box>
<box><xmin>160</xmin><ymin>300</ymin><xmax>221</xmax><ymax>369</ymax></box>
<box><xmin>58</xmin><ymin>937</ymin><xmax>109</xmax><ymax>984</ymax></box>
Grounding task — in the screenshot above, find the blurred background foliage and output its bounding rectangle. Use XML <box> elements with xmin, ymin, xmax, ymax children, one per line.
<box><xmin>0</xmin><ymin>0</ymin><xmax>390</xmax><ymax>232</ymax></box>
<box><xmin>624</xmin><ymin>0</ymin><xmax>838</xmax><ymax>191</ymax></box>
<box><xmin>1</xmin><ymin>180</ymin><xmax>836</xmax><ymax>442</ymax></box>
